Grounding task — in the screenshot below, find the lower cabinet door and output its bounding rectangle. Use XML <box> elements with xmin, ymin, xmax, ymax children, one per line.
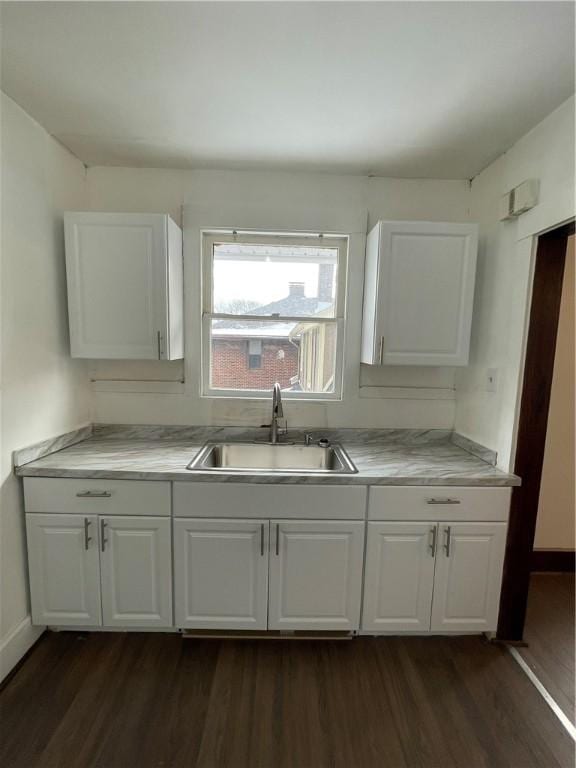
<box><xmin>362</xmin><ymin>522</ymin><xmax>436</xmax><ymax>632</ymax></box>
<box><xmin>25</xmin><ymin>513</ymin><xmax>101</xmax><ymax>626</ymax></box>
<box><xmin>174</xmin><ymin>519</ymin><xmax>269</xmax><ymax>630</ymax></box>
<box><xmin>268</xmin><ymin>520</ymin><xmax>364</xmax><ymax>631</ymax></box>
<box><xmin>100</xmin><ymin>516</ymin><xmax>172</xmax><ymax>627</ymax></box>
<box><xmin>430</xmin><ymin>522</ymin><xmax>507</xmax><ymax>632</ymax></box>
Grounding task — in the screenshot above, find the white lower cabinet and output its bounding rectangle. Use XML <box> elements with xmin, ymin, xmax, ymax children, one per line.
<box><xmin>174</xmin><ymin>519</ymin><xmax>365</xmax><ymax>631</ymax></box>
<box><xmin>430</xmin><ymin>522</ymin><xmax>507</xmax><ymax>632</ymax></box>
<box><xmin>174</xmin><ymin>519</ymin><xmax>269</xmax><ymax>630</ymax></box>
<box><xmin>268</xmin><ymin>520</ymin><xmax>365</xmax><ymax>631</ymax></box>
<box><xmin>101</xmin><ymin>517</ymin><xmax>172</xmax><ymax>627</ymax></box>
<box><xmin>25</xmin><ymin>512</ymin><xmax>172</xmax><ymax>628</ymax></box>
<box><xmin>24</xmin><ymin>479</ymin><xmax>511</xmax><ymax>636</ymax></box>
<box><xmin>26</xmin><ymin>514</ymin><xmax>102</xmax><ymax>626</ymax></box>
<box><xmin>362</xmin><ymin>522</ymin><xmax>436</xmax><ymax>632</ymax></box>
<box><xmin>362</xmin><ymin>521</ymin><xmax>507</xmax><ymax>634</ymax></box>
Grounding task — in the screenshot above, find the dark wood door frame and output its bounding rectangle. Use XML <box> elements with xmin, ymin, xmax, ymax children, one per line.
<box><xmin>497</xmin><ymin>220</ymin><xmax>574</xmax><ymax>642</ymax></box>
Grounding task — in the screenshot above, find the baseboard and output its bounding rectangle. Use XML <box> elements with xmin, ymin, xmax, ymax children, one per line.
<box><xmin>0</xmin><ymin>616</ymin><xmax>45</xmax><ymax>684</ymax></box>
<box><xmin>531</xmin><ymin>549</ymin><xmax>576</xmax><ymax>573</ymax></box>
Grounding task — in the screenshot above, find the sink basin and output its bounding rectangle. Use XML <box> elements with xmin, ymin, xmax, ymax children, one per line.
<box><xmin>186</xmin><ymin>442</ymin><xmax>357</xmax><ymax>475</ymax></box>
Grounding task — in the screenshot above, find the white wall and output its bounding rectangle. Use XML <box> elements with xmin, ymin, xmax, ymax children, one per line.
<box><xmin>455</xmin><ymin>96</ymin><xmax>575</xmax><ymax>470</ymax></box>
<box><xmin>86</xmin><ymin>167</ymin><xmax>471</xmax><ymax>427</ymax></box>
<box><xmin>0</xmin><ymin>94</ymin><xmax>92</xmax><ymax>679</ymax></box>
<box><xmin>534</xmin><ymin>236</ymin><xmax>575</xmax><ymax>550</ymax></box>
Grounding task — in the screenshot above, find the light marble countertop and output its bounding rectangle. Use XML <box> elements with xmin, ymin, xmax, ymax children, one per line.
<box><xmin>14</xmin><ymin>426</ymin><xmax>520</xmax><ymax>486</ymax></box>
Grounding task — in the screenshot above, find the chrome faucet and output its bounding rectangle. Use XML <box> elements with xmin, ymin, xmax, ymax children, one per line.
<box><xmin>270</xmin><ymin>383</ymin><xmax>284</xmax><ymax>443</ymax></box>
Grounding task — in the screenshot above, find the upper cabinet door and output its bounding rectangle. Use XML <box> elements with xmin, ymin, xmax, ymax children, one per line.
<box><xmin>268</xmin><ymin>520</ymin><xmax>365</xmax><ymax>631</ymax></box>
<box><xmin>100</xmin><ymin>516</ymin><xmax>173</xmax><ymax>628</ymax></box>
<box><xmin>64</xmin><ymin>212</ymin><xmax>183</xmax><ymax>359</ymax></box>
<box><xmin>25</xmin><ymin>513</ymin><xmax>101</xmax><ymax>627</ymax></box>
<box><xmin>430</xmin><ymin>522</ymin><xmax>507</xmax><ymax>633</ymax></box>
<box><xmin>361</xmin><ymin>221</ymin><xmax>478</xmax><ymax>366</ymax></box>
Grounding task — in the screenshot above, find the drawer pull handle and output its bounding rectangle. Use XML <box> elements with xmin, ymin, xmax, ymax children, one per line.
<box><xmin>275</xmin><ymin>524</ymin><xmax>280</xmax><ymax>556</ymax></box>
<box><xmin>84</xmin><ymin>518</ymin><xmax>92</xmax><ymax>550</ymax></box>
<box><xmin>76</xmin><ymin>491</ymin><xmax>112</xmax><ymax>498</ymax></box>
<box><xmin>260</xmin><ymin>523</ymin><xmax>265</xmax><ymax>557</ymax></box>
<box><xmin>426</xmin><ymin>498</ymin><xmax>461</xmax><ymax>505</ymax></box>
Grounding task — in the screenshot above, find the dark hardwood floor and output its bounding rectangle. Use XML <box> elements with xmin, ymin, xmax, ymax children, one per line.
<box><xmin>1</xmin><ymin>631</ymin><xmax>574</xmax><ymax>768</ymax></box>
<box><xmin>519</xmin><ymin>572</ymin><xmax>575</xmax><ymax>724</ymax></box>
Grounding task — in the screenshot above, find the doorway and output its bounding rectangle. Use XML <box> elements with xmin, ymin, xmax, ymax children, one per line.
<box><xmin>497</xmin><ymin>221</ymin><xmax>575</xmax><ymax>643</ymax></box>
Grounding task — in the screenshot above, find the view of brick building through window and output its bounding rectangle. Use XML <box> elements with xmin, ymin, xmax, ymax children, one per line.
<box><xmin>211</xmin><ymin>336</ymin><xmax>299</xmax><ymax>390</ymax></box>
<box><xmin>211</xmin><ymin>264</ymin><xmax>336</xmax><ymax>391</ymax></box>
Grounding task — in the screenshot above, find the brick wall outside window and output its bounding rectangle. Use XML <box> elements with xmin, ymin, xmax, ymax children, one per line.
<box><xmin>211</xmin><ymin>338</ymin><xmax>299</xmax><ymax>390</ymax></box>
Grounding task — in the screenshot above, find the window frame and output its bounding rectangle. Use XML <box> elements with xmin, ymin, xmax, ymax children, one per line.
<box><xmin>201</xmin><ymin>230</ymin><xmax>348</xmax><ymax>400</ymax></box>
<box><xmin>247</xmin><ymin>339</ymin><xmax>263</xmax><ymax>369</ymax></box>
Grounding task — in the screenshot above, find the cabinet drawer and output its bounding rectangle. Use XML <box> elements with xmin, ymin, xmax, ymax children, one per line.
<box><xmin>23</xmin><ymin>478</ymin><xmax>171</xmax><ymax>516</ymax></box>
<box><xmin>173</xmin><ymin>483</ymin><xmax>367</xmax><ymax>520</ymax></box>
<box><xmin>368</xmin><ymin>486</ymin><xmax>511</xmax><ymax>522</ymax></box>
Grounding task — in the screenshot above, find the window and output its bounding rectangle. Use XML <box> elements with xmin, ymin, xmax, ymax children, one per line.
<box><xmin>202</xmin><ymin>231</ymin><xmax>347</xmax><ymax>398</ymax></box>
<box><xmin>248</xmin><ymin>340</ymin><xmax>262</xmax><ymax>369</ymax></box>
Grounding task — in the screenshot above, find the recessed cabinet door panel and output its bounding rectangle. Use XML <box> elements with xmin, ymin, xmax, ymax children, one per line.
<box><xmin>362</xmin><ymin>522</ymin><xmax>436</xmax><ymax>632</ymax></box>
<box><xmin>174</xmin><ymin>519</ymin><xmax>269</xmax><ymax>630</ymax></box>
<box><xmin>25</xmin><ymin>514</ymin><xmax>101</xmax><ymax>626</ymax></box>
<box><xmin>268</xmin><ymin>520</ymin><xmax>364</xmax><ymax>631</ymax></box>
<box><xmin>65</xmin><ymin>213</ymin><xmax>168</xmax><ymax>359</ymax></box>
<box><xmin>363</xmin><ymin>221</ymin><xmax>478</xmax><ymax>366</ymax></box>
<box><xmin>100</xmin><ymin>517</ymin><xmax>172</xmax><ymax>627</ymax></box>
<box><xmin>430</xmin><ymin>522</ymin><xmax>507</xmax><ymax>632</ymax></box>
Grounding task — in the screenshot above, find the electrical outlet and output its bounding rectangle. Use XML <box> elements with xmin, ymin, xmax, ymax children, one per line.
<box><xmin>486</xmin><ymin>368</ymin><xmax>498</xmax><ymax>392</ymax></box>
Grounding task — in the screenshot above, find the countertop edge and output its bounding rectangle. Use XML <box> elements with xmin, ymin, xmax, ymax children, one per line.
<box><xmin>15</xmin><ymin>465</ymin><xmax>521</xmax><ymax>487</ymax></box>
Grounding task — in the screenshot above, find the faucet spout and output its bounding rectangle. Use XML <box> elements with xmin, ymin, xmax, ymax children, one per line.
<box><xmin>270</xmin><ymin>383</ymin><xmax>284</xmax><ymax>443</ymax></box>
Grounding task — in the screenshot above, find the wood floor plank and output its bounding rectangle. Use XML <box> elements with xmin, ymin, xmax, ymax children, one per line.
<box><xmin>0</xmin><ymin>631</ymin><xmax>574</xmax><ymax>768</ymax></box>
<box><xmin>0</xmin><ymin>633</ymin><xmax>105</xmax><ymax>767</ymax></box>
<box><xmin>520</xmin><ymin>573</ymin><xmax>575</xmax><ymax>724</ymax></box>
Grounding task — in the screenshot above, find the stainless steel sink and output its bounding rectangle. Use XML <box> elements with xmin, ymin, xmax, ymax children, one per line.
<box><xmin>186</xmin><ymin>442</ymin><xmax>357</xmax><ymax>475</ymax></box>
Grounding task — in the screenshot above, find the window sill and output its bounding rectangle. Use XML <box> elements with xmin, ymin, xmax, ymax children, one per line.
<box><xmin>201</xmin><ymin>390</ymin><xmax>342</xmax><ymax>402</ymax></box>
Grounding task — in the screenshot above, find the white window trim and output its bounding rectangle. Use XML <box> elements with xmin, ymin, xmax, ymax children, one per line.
<box><xmin>200</xmin><ymin>230</ymin><xmax>348</xmax><ymax>400</ymax></box>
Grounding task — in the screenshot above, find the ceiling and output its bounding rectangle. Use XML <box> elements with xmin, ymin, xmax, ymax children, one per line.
<box><xmin>1</xmin><ymin>2</ymin><xmax>574</xmax><ymax>179</ymax></box>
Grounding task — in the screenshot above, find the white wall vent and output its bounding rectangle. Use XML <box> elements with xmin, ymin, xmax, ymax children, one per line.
<box><xmin>499</xmin><ymin>179</ymin><xmax>540</xmax><ymax>221</ymax></box>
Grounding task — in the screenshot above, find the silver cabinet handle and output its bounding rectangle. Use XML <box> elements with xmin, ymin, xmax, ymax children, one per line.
<box><xmin>260</xmin><ymin>523</ymin><xmax>265</xmax><ymax>557</ymax></box>
<box><xmin>84</xmin><ymin>518</ymin><xmax>92</xmax><ymax>550</ymax></box>
<box><xmin>444</xmin><ymin>526</ymin><xmax>452</xmax><ymax>557</ymax></box>
<box><xmin>76</xmin><ymin>491</ymin><xmax>112</xmax><ymax>498</ymax></box>
<box><xmin>275</xmin><ymin>523</ymin><xmax>280</xmax><ymax>556</ymax></box>
<box><xmin>157</xmin><ymin>330</ymin><xmax>162</xmax><ymax>360</ymax></box>
<box><xmin>101</xmin><ymin>519</ymin><xmax>108</xmax><ymax>552</ymax></box>
<box><xmin>426</xmin><ymin>498</ymin><xmax>461</xmax><ymax>505</ymax></box>
<box><xmin>428</xmin><ymin>526</ymin><xmax>437</xmax><ymax>557</ymax></box>
<box><xmin>379</xmin><ymin>336</ymin><xmax>385</xmax><ymax>364</ymax></box>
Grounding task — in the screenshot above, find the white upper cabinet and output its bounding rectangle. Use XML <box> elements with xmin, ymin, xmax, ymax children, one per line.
<box><xmin>361</xmin><ymin>221</ymin><xmax>478</xmax><ymax>366</ymax></box>
<box><xmin>64</xmin><ymin>212</ymin><xmax>183</xmax><ymax>359</ymax></box>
